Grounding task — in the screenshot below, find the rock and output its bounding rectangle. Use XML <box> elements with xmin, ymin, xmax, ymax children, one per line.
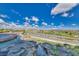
<box><xmin>26</xmin><ymin>48</ymin><xmax>35</xmax><ymax>56</ymax></box>
<box><xmin>35</xmin><ymin>45</ymin><xmax>47</xmax><ymax>56</ymax></box>
<box><xmin>19</xmin><ymin>50</ymin><xmax>28</xmax><ymax>56</ymax></box>
<box><xmin>6</xmin><ymin>40</ymin><xmax>37</xmax><ymax>56</ymax></box>
<box><xmin>1</xmin><ymin>40</ymin><xmax>75</xmax><ymax>56</ymax></box>
<box><xmin>0</xmin><ymin>51</ymin><xmax>8</xmax><ymax>56</ymax></box>
<box><xmin>7</xmin><ymin>46</ymin><xmax>21</xmax><ymax>56</ymax></box>
<box><xmin>42</xmin><ymin>43</ymin><xmax>55</xmax><ymax>55</ymax></box>
<box><xmin>42</xmin><ymin>43</ymin><xmax>53</xmax><ymax>49</ymax></box>
<box><xmin>25</xmin><ymin>41</ymin><xmax>37</xmax><ymax>47</ymax></box>
<box><xmin>7</xmin><ymin>47</ymin><xmax>25</xmax><ymax>56</ymax></box>
<box><xmin>15</xmin><ymin>48</ymin><xmax>25</xmax><ymax>56</ymax></box>
<box><xmin>57</xmin><ymin>47</ymin><xmax>72</xmax><ymax>56</ymax></box>
<box><xmin>19</xmin><ymin>47</ymin><xmax>35</xmax><ymax>56</ymax></box>
<box><xmin>0</xmin><ymin>47</ymin><xmax>9</xmax><ymax>56</ymax></box>
<box><xmin>14</xmin><ymin>41</ymin><xmax>37</xmax><ymax>49</ymax></box>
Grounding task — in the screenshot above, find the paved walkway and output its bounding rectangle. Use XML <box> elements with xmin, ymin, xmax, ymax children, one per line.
<box><xmin>29</xmin><ymin>33</ymin><xmax>79</xmax><ymax>46</ymax></box>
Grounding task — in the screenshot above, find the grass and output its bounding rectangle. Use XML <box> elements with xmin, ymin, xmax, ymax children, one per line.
<box><xmin>37</xmin><ymin>30</ymin><xmax>79</xmax><ymax>40</ymax></box>
<box><xmin>23</xmin><ymin>29</ymin><xmax>79</xmax><ymax>40</ymax></box>
<box><xmin>27</xmin><ymin>36</ymin><xmax>71</xmax><ymax>47</ymax></box>
<box><xmin>28</xmin><ymin>37</ymin><xmax>56</xmax><ymax>44</ymax></box>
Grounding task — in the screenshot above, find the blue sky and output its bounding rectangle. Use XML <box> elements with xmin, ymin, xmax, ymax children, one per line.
<box><xmin>0</xmin><ymin>3</ymin><xmax>79</xmax><ymax>30</ymax></box>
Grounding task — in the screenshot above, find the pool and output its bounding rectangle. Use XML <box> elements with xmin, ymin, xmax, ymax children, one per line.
<box><xmin>0</xmin><ymin>33</ymin><xmax>21</xmax><ymax>48</ymax></box>
<box><xmin>0</xmin><ymin>34</ymin><xmax>18</xmax><ymax>42</ymax></box>
<box><xmin>0</xmin><ymin>34</ymin><xmax>10</xmax><ymax>38</ymax></box>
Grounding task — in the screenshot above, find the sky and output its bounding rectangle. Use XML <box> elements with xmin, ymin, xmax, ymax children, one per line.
<box><xmin>0</xmin><ymin>3</ymin><xmax>79</xmax><ymax>30</ymax></box>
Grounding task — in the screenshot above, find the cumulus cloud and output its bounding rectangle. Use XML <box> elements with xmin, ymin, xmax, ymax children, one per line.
<box><xmin>72</xmin><ymin>23</ymin><xmax>76</xmax><ymax>26</ymax></box>
<box><xmin>61</xmin><ymin>12</ymin><xmax>74</xmax><ymax>17</ymax></box>
<box><xmin>0</xmin><ymin>14</ymin><xmax>9</xmax><ymax>19</ymax></box>
<box><xmin>0</xmin><ymin>19</ymin><xmax>11</xmax><ymax>29</ymax></box>
<box><xmin>9</xmin><ymin>22</ymin><xmax>25</xmax><ymax>30</ymax></box>
<box><xmin>25</xmin><ymin>17</ymin><xmax>29</xmax><ymax>20</ymax></box>
<box><xmin>32</xmin><ymin>16</ymin><xmax>39</xmax><ymax>22</ymax></box>
<box><xmin>24</xmin><ymin>22</ymin><xmax>30</xmax><ymax>27</ymax></box>
<box><xmin>0</xmin><ymin>19</ymin><xmax>31</xmax><ymax>30</ymax></box>
<box><xmin>24</xmin><ymin>17</ymin><xmax>30</xmax><ymax>23</ymax></box>
<box><xmin>52</xmin><ymin>27</ymin><xmax>58</xmax><ymax>30</ymax></box>
<box><xmin>10</xmin><ymin>22</ymin><xmax>17</xmax><ymax>27</ymax></box>
<box><xmin>34</xmin><ymin>25</ymin><xmax>38</xmax><ymax>28</ymax></box>
<box><xmin>51</xmin><ymin>3</ymin><xmax>78</xmax><ymax>15</ymax></box>
<box><xmin>59</xmin><ymin>23</ymin><xmax>64</xmax><ymax>27</ymax></box>
<box><xmin>51</xmin><ymin>22</ymin><xmax>54</xmax><ymax>26</ymax></box>
<box><xmin>0</xmin><ymin>18</ymin><xmax>5</xmax><ymax>23</ymax></box>
<box><xmin>69</xmin><ymin>13</ymin><xmax>74</xmax><ymax>17</ymax></box>
<box><xmin>42</xmin><ymin>22</ymin><xmax>48</xmax><ymax>26</ymax></box>
<box><xmin>61</xmin><ymin>12</ymin><xmax>69</xmax><ymax>17</ymax></box>
<box><xmin>56</xmin><ymin>23</ymin><xmax>65</xmax><ymax>29</ymax></box>
<box><xmin>11</xmin><ymin>9</ymin><xmax>22</xmax><ymax>16</ymax></box>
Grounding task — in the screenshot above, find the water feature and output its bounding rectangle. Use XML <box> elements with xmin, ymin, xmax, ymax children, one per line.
<box><xmin>0</xmin><ymin>34</ymin><xmax>21</xmax><ymax>48</ymax></box>
<box><xmin>0</xmin><ymin>34</ymin><xmax>11</xmax><ymax>38</ymax></box>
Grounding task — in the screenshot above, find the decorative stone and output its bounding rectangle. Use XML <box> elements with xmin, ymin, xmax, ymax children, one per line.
<box><xmin>7</xmin><ymin>47</ymin><xmax>25</xmax><ymax>56</ymax></box>
<box><xmin>42</xmin><ymin>43</ymin><xmax>55</xmax><ymax>55</ymax></box>
<box><xmin>26</xmin><ymin>48</ymin><xmax>35</xmax><ymax>56</ymax></box>
<box><xmin>35</xmin><ymin>45</ymin><xmax>47</xmax><ymax>56</ymax></box>
<box><xmin>0</xmin><ymin>47</ymin><xmax>9</xmax><ymax>56</ymax></box>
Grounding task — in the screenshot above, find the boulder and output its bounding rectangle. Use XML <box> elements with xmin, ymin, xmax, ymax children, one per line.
<box><xmin>26</xmin><ymin>48</ymin><xmax>35</xmax><ymax>56</ymax></box>
<box><xmin>42</xmin><ymin>43</ymin><xmax>55</xmax><ymax>55</ymax></box>
<box><xmin>7</xmin><ymin>47</ymin><xmax>25</xmax><ymax>56</ymax></box>
<box><xmin>35</xmin><ymin>45</ymin><xmax>47</xmax><ymax>56</ymax></box>
<box><xmin>0</xmin><ymin>47</ymin><xmax>9</xmax><ymax>56</ymax></box>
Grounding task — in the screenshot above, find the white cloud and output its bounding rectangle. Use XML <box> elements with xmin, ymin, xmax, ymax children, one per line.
<box><xmin>0</xmin><ymin>18</ymin><xmax>5</xmax><ymax>23</ymax></box>
<box><xmin>0</xmin><ymin>19</ymin><xmax>11</xmax><ymax>29</ymax></box>
<box><xmin>69</xmin><ymin>13</ymin><xmax>74</xmax><ymax>17</ymax></box>
<box><xmin>0</xmin><ymin>14</ymin><xmax>9</xmax><ymax>19</ymax></box>
<box><xmin>50</xmin><ymin>26</ymin><xmax>58</xmax><ymax>30</ymax></box>
<box><xmin>9</xmin><ymin>22</ymin><xmax>25</xmax><ymax>30</ymax></box>
<box><xmin>24</xmin><ymin>17</ymin><xmax>30</xmax><ymax>23</ymax></box>
<box><xmin>56</xmin><ymin>23</ymin><xmax>65</xmax><ymax>29</ymax></box>
<box><xmin>51</xmin><ymin>22</ymin><xmax>54</xmax><ymax>26</ymax></box>
<box><xmin>11</xmin><ymin>9</ymin><xmax>21</xmax><ymax>16</ymax></box>
<box><xmin>24</xmin><ymin>22</ymin><xmax>30</xmax><ymax>27</ymax></box>
<box><xmin>59</xmin><ymin>23</ymin><xmax>64</xmax><ymax>27</ymax></box>
<box><xmin>52</xmin><ymin>27</ymin><xmax>58</xmax><ymax>30</ymax></box>
<box><xmin>25</xmin><ymin>17</ymin><xmax>29</xmax><ymax>20</ymax></box>
<box><xmin>10</xmin><ymin>22</ymin><xmax>17</xmax><ymax>27</ymax></box>
<box><xmin>42</xmin><ymin>22</ymin><xmax>47</xmax><ymax>26</ymax></box>
<box><xmin>61</xmin><ymin>12</ymin><xmax>69</xmax><ymax>17</ymax></box>
<box><xmin>51</xmin><ymin>3</ymin><xmax>78</xmax><ymax>15</ymax></box>
<box><xmin>72</xmin><ymin>23</ymin><xmax>76</xmax><ymax>26</ymax></box>
<box><xmin>32</xmin><ymin>16</ymin><xmax>39</xmax><ymax>22</ymax></box>
<box><xmin>0</xmin><ymin>20</ymin><xmax>32</xmax><ymax>30</ymax></box>
<box><xmin>34</xmin><ymin>25</ymin><xmax>38</xmax><ymax>27</ymax></box>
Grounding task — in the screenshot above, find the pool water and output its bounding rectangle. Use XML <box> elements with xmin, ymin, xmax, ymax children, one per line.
<box><xmin>0</xmin><ymin>34</ymin><xmax>21</xmax><ymax>48</ymax></box>
<box><xmin>0</xmin><ymin>34</ymin><xmax>11</xmax><ymax>39</ymax></box>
